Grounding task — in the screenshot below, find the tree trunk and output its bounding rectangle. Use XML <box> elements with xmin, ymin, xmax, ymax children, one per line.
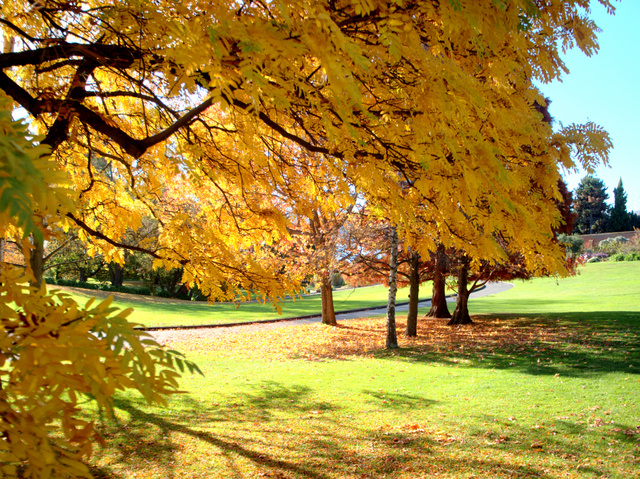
<box><xmin>386</xmin><ymin>228</ymin><xmax>399</xmax><ymax>349</ymax></box>
<box><xmin>320</xmin><ymin>271</ymin><xmax>337</xmax><ymax>325</ymax></box>
<box><xmin>109</xmin><ymin>262</ymin><xmax>124</xmax><ymax>287</ymax></box>
<box><xmin>28</xmin><ymin>235</ymin><xmax>45</xmax><ymax>288</ymax></box>
<box><xmin>448</xmin><ymin>257</ymin><xmax>472</xmax><ymax>326</ymax></box>
<box><xmin>78</xmin><ymin>267</ymin><xmax>88</xmax><ymax>283</ymax></box>
<box><xmin>427</xmin><ymin>244</ymin><xmax>451</xmax><ymax>318</ymax></box>
<box><xmin>405</xmin><ymin>251</ymin><xmax>420</xmax><ymax>337</ymax></box>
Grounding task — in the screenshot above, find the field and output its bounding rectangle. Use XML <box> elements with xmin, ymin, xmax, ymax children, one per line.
<box><xmin>87</xmin><ymin>262</ymin><xmax>640</xmax><ymax>478</ymax></box>
<box><xmin>53</xmin><ymin>283</ymin><xmax>434</xmax><ymax>328</ymax></box>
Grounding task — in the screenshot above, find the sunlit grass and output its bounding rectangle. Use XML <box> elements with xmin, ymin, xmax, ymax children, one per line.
<box><xmin>87</xmin><ymin>262</ymin><xmax>640</xmax><ymax>478</ymax></box>
<box><xmin>53</xmin><ymin>283</ymin><xmax>434</xmax><ymax>328</ymax></box>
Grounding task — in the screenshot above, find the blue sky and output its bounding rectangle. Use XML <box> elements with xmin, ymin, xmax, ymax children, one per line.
<box><xmin>539</xmin><ymin>0</ymin><xmax>640</xmax><ymax>211</ymax></box>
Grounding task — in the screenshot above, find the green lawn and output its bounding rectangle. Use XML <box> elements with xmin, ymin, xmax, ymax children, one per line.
<box><xmin>87</xmin><ymin>262</ymin><xmax>640</xmax><ymax>478</ymax></box>
<box><xmin>54</xmin><ymin>283</ymin><xmax>434</xmax><ymax>328</ymax></box>
<box><xmin>468</xmin><ymin>261</ymin><xmax>640</xmax><ymax>314</ymax></box>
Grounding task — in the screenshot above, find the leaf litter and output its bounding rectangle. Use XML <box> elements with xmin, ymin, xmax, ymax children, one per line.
<box><xmin>151</xmin><ymin>315</ymin><xmax>581</xmax><ymax>362</ymax></box>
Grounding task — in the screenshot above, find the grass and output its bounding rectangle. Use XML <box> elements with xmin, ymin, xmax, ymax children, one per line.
<box><xmin>469</xmin><ymin>261</ymin><xmax>640</xmax><ymax>314</ymax></box>
<box><xmin>53</xmin><ymin>283</ymin><xmax>434</xmax><ymax>328</ymax></box>
<box><xmin>86</xmin><ymin>262</ymin><xmax>640</xmax><ymax>478</ymax></box>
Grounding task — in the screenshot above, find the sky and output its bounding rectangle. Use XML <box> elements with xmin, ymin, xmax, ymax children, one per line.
<box><xmin>539</xmin><ymin>0</ymin><xmax>640</xmax><ymax>211</ymax></box>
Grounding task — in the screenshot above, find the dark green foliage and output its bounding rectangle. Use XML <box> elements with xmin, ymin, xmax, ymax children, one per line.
<box><xmin>556</xmin><ymin>233</ymin><xmax>583</xmax><ymax>257</ymax></box>
<box><xmin>609</xmin><ymin>252</ymin><xmax>640</xmax><ymax>262</ymax></box>
<box><xmin>573</xmin><ymin>175</ymin><xmax>610</xmax><ymax>234</ymax></box>
<box><xmin>331</xmin><ymin>272</ymin><xmax>345</xmax><ymax>288</ymax></box>
<box><xmin>45</xmin><ymin>277</ymin><xmax>153</xmax><ymax>295</ymax></box>
<box><xmin>44</xmin><ymin>276</ymin><xmax>208</xmax><ymax>300</ymax></box>
<box><xmin>608</xmin><ymin>178</ymin><xmax>630</xmax><ymax>232</ymax></box>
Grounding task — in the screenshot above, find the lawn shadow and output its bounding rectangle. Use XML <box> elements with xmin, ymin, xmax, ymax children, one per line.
<box><xmin>386</xmin><ymin>311</ymin><xmax>640</xmax><ymax>378</ymax></box>
<box><xmin>361</xmin><ymin>389</ymin><xmax>437</xmax><ymax>410</ymax></box>
<box><xmin>89</xmin><ymin>388</ymin><xmax>631</xmax><ymax>479</ymax></box>
<box><xmin>174</xmin><ymin>380</ymin><xmax>340</xmax><ymax>423</ymax></box>
<box><xmin>108</xmin><ymin>391</ymin><xmax>331</xmax><ymax>479</ymax></box>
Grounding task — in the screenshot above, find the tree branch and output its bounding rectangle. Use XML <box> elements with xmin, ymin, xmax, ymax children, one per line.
<box><xmin>0</xmin><ymin>43</ymin><xmax>140</xmax><ymax>69</ymax></box>
<box><xmin>66</xmin><ymin>212</ymin><xmax>162</xmax><ymax>259</ymax></box>
<box><xmin>43</xmin><ymin>235</ymin><xmax>78</xmax><ymax>263</ymax></box>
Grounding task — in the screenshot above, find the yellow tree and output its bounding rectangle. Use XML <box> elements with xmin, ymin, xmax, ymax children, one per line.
<box><xmin>0</xmin><ymin>0</ymin><xmax>616</xmax><ymax>473</ymax></box>
<box><xmin>0</xmin><ymin>98</ymin><xmax>200</xmax><ymax>479</ymax></box>
<box><xmin>0</xmin><ymin>0</ymin><xmax>613</xmax><ymax>293</ymax></box>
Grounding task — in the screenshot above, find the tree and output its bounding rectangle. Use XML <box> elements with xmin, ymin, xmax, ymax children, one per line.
<box><xmin>1</xmin><ymin>0</ymin><xmax>616</xmax><ymax>474</ymax></box>
<box><xmin>404</xmin><ymin>249</ymin><xmax>422</xmax><ymax>336</ymax></box>
<box><xmin>557</xmin><ymin>233</ymin><xmax>584</xmax><ymax>258</ymax></box>
<box><xmin>343</xmin><ymin>213</ymin><xmax>431</xmax><ymax>336</ymax></box>
<box><xmin>449</xmin><ymin>255</ymin><xmax>473</xmax><ymax>325</ymax></box>
<box><xmin>573</xmin><ymin>176</ymin><xmax>610</xmax><ymax>234</ymax></box>
<box><xmin>385</xmin><ymin>227</ymin><xmax>400</xmax><ymax>349</ymax></box>
<box><xmin>44</xmin><ymin>232</ymin><xmax>105</xmax><ymax>282</ymax></box>
<box><xmin>425</xmin><ymin>243</ymin><xmax>452</xmax><ymax>320</ymax></box>
<box><xmin>1</xmin><ymin>0</ymin><xmax>613</xmax><ymax>294</ymax></box>
<box><xmin>0</xmin><ymin>101</ymin><xmax>199</xmax><ymax>479</ymax></box>
<box><xmin>609</xmin><ymin>178</ymin><xmax>630</xmax><ymax>232</ymax></box>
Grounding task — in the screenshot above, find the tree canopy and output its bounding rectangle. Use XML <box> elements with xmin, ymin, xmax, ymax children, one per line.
<box><xmin>609</xmin><ymin>178</ymin><xmax>630</xmax><ymax>232</ymax></box>
<box><xmin>573</xmin><ymin>175</ymin><xmax>610</xmax><ymax>234</ymax></box>
<box><xmin>1</xmin><ymin>0</ymin><xmax>613</xmax><ymax>282</ymax></box>
<box><xmin>0</xmin><ymin>0</ymin><xmax>615</xmax><ymax>476</ymax></box>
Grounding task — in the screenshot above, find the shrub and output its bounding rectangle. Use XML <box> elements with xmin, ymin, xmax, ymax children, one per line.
<box><xmin>597</xmin><ymin>236</ymin><xmax>630</xmax><ymax>255</ymax></box>
<box><xmin>44</xmin><ymin>277</ymin><xmax>211</xmax><ymax>301</ymax></box>
<box><xmin>332</xmin><ymin>272</ymin><xmax>346</xmax><ymax>288</ymax></box>
<box><xmin>627</xmin><ymin>252</ymin><xmax>640</xmax><ymax>261</ymax></box>
<box><xmin>557</xmin><ymin>233</ymin><xmax>584</xmax><ymax>257</ymax></box>
<box><xmin>46</xmin><ymin>278</ymin><xmax>152</xmax><ymax>296</ymax></box>
<box><xmin>611</xmin><ymin>252</ymin><xmax>640</xmax><ymax>262</ymax></box>
<box><xmin>581</xmin><ymin>252</ymin><xmax>609</xmax><ymax>263</ymax></box>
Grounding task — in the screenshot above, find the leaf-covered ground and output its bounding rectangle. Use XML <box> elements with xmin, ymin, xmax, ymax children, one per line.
<box><xmin>90</xmin><ymin>263</ymin><xmax>640</xmax><ymax>478</ymax></box>
<box><xmin>92</xmin><ymin>311</ymin><xmax>640</xmax><ymax>479</ymax></box>
<box><xmin>153</xmin><ymin>313</ymin><xmax>637</xmax><ymax>372</ymax></box>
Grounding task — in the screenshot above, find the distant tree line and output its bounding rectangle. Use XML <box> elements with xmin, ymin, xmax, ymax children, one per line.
<box><xmin>573</xmin><ymin>176</ymin><xmax>640</xmax><ymax>234</ymax></box>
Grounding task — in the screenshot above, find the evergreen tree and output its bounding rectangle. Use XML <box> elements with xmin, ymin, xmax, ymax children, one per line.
<box><xmin>573</xmin><ymin>176</ymin><xmax>610</xmax><ymax>234</ymax></box>
<box><xmin>608</xmin><ymin>178</ymin><xmax>630</xmax><ymax>232</ymax></box>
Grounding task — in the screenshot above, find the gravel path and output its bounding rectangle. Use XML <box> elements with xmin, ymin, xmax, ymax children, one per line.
<box><xmin>149</xmin><ymin>281</ymin><xmax>514</xmax><ymax>344</ymax></box>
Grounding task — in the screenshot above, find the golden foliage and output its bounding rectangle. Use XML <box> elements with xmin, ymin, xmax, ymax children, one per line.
<box><xmin>0</xmin><ymin>99</ymin><xmax>199</xmax><ymax>478</ymax></box>
<box><xmin>0</xmin><ymin>1</ymin><xmax>617</xmax><ymax>475</ymax></box>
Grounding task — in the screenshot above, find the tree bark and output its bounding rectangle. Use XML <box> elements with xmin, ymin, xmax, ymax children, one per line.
<box><xmin>448</xmin><ymin>257</ymin><xmax>473</xmax><ymax>326</ymax></box>
<box><xmin>28</xmin><ymin>235</ymin><xmax>44</xmax><ymax>287</ymax></box>
<box><xmin>109</xmin><ymin>262</ymin><xmax>124</xmax><ymax>287</ymax></box>
<box><xmin>405</xmin><ymin>251</ymin><xmax>420</xmax><ymax>337</ymax></box>
<box><xmin>320</xmin><ymin>271</ymin><xmax>337</xmax><ymax>325</ymax></box>
<box><xmin>386</xmin><ymin>228</ymin><xmax>399</xmax><ymax>349</ymax></box>
<box><xmin>427</xmin><ymin>244</ymin><xmax>451</xmax><ymax>318</ymax></box>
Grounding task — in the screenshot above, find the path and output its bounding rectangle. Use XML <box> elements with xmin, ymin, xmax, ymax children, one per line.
<box><xmin>288</xmin><ymin>281</ymin><xmax>514</xmax><ymax>324</ymax></box>
<box><xmin>150</xmin><ymin>282</ymin><xmax>514</xmax><ymax>343</ymax></box>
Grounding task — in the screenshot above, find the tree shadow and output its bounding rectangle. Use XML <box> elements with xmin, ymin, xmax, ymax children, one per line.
<box><xmin>106</xmin><ymin>393</ymin><xmax>331</xmax><ymax>479</ymax></box>
<box><xmin>90</xmin><ymin>389</ymin><xmax>633</xmax><ymax>479</ymax></box>
<box><xmin>360</xmin><ymin>389</ymin><xmax>437</xmax><ymax>410</ymax></box>
<box><xmin>172</xmin><ymin>381</ymin><xmax>339</xmax><ymax>423</ymax></box>
<box><xmin>386</xmin><ymin>311</ymin><xmax>640</xmax><ymax>378</ymax></box>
